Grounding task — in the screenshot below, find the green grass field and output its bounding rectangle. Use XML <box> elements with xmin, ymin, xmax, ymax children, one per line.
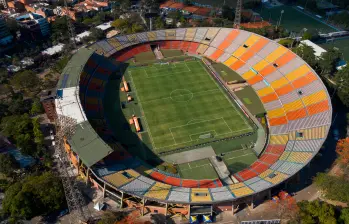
<box><xmin>126</xmin><ymin>59</ymin><xmax>254</xmax><ymax>154</ymax></box>
<box><xmin>223</xmin><ymin>148</ymin><xmax>257</xmax><ymax>173</ymax></box>
<box><xmin>177</xmin><ymin>159</ymin><xmax>218</xmax><ymax>180</ymax></box>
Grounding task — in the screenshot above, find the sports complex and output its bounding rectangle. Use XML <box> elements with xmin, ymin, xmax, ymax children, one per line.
<box><xmin>56</xmin><ymin>27</ymin><xmax>332</xmax><ymax>219</ymax></box>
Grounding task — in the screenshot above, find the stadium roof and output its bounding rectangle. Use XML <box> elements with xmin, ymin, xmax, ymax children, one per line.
<box><xmin>69</xmin><ymin>121</ymin><xmax>113</xmax><ymax>167</ymax></box>
<box><xmin>300</xmin><ymin>40</ymin><xmax>327</xmax><ymax>57</ymax></box>
<box><xmin>57</xmin><ymin>48</ymin><xmax>94</xmax><ymax>89</ymax></box>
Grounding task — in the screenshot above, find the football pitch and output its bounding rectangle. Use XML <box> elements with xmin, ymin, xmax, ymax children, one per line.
<box><xmin>126</xmin><ymin>59</ymin><xmax>254</xmax><ymax>154</ymax></box>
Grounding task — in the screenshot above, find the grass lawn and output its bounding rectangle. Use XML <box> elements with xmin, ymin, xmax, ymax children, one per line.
<box><xmin>223</xmin><ymin>148</ymin><xmax>257</xmax><ymax>173</ymax></box>
<box><xmin>126</xmin><ymin>59</ymin><xmax>253</xmax><ymax>154</ymax></box>
<box><xmin>161</xmin><ymin>49</ymin><xmax>184</xmax><ymax>58</ymax></box>
<box><xmin>177</xmin><ymin>159</ymin><xmax>218</xmax><ymax>180</ymax></box>
<box><xmin>212</xmin><ymin>63</ymin><xmax>244</xmax><ymax>82</ymax></box>
<box><xmin>234</xmin><ymin>86</ymin><xmax>266</xmax><ymax>116</ymax></box>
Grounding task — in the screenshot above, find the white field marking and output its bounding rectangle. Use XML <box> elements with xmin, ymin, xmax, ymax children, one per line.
<box><xmin>189</xmin><ymin>130</ymin><xmax>216</xmax><ymax>141</ymax></box>
<box><xmin>180</xmin><ymin>163</ymin><xmax>211</xmax><ymax>172</ymax></box>
<box><xmin>139</xmin><ymin>88</ymin><xmax>219</xmax><ymax>105</ymax></box>
<box><xmin>144</xmin><ymin>65</ymin><xmax>191</xmax><ymax>78</ymax></box>
<box><xmin>197</xmin><ymin>61</ymin><xmax>251</xmax><ymax>128</ymax></box>
<box><xmin>222</xmin><ymin>117</ymin><xmax>233</xmax><ymax>133</ymax></box>
<box><xmin>224</xmin><ymin>152</ymin><xmax>255</xmax><ymax>161</ymax></box>
<box><xmin>169</xmin><ymin>128</ymin><xmax>177</xmax><ymax>145</ymax></box>
<box><xmin>170</xmin><ymin>117</ymin><xmax>226</xmax><ymax>130</ymax></box>
<box><xmin>128</xmin><ymin>72</ymin><xmax>158</xmax><ymax>151</ymax></box>
<box><xmin>187</xmin><ymin>118</ymin><xmax>204</xmax><ymax>125</ymax></box>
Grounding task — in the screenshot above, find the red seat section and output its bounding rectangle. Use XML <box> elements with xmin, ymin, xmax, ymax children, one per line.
<box><xmin>187</xmin><ymin>42</ymin><xmax>200</xmax><ymax>54</ymax></box>
<box><xmin>259</xmin><ymin>153</ymin><xmax>280</xmax><ymax>165</ymax></box>
<box><xmin>114</xmin><ymin>44</ymin><xmax>151</xmax><ymax>62</ymax></box>
<box><xmin>199</xmin><ymin>180</ymin><xmax>217</xmax><ymax>188</ymax></box>
<box><xmin>265</xmin><ymin>145</ymin><xmax>286</xmax><ymax>155</ymax></box>
<box><xmin>250</xmin><ymin>161</ymin><xmax>269</xmax><ymax>174</ymax></box>
<box><xmin>163</xmin><ymin>176</ymin><xmax>181</xmax><ymax>186</ymax></box>
<box><xmin>182</xmin><ymin>179</ymin><xmax>199</xmax><ymax>188</ymax></box>
<box><xmin>236</xmin><ymin>168</ymin><xmax>258</xmax><ymax>181</ymax></box>
<box><xmin>149</xmin><ymin>171</ymin><xmax>167</xmax><ymax>182</ymax></box>
<box><xmin>180</xmin><ymin>41</ymin><xmax>191</xmax><ymax>52</ymax></box>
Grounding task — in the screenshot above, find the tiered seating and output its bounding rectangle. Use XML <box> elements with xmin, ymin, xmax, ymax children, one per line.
<box><xmin>78</xmin><ymin>28</ymin><xmax>332</xmax><ymax>204</ymax></box>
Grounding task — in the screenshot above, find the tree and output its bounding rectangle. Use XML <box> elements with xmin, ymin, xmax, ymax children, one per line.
<box><xmin>90</xmin><ymin>27</ymin><xmax>105</xmax><ymax>41</ymax></box>
<box><xmin>314</xmin><ymin>172</ymin><xmax>349</xmax><ymax>203</ymax></box>
<box><xmin>335</xmin><ymin>65</ymin><xmax>349</xmax><ymax>107</ymax></box>
<box><xmin>0</xmin><ymin>153</ymin><xmax>19</xmax><ymax>176</ymax></box>
<box><xmin>53</xmin><ymin>56</ymin><xmax>70</xmax><ymax>74</ymax></box>
<box><xmin>269</xmin><ymin>191</ymin><xmax>298</xmax><ymax>220</ymax></box>
<box><xmin>331</xmin><ymin>12</ymin><xmax>349</xmax><ymax>29</ymax></box>
<box><xmin>318</xmin><ymin>49</ymin><xmax>342</xmax><ymax>76</ymax></box>
<box><xmin>0</xmin><ymin>114</ymin><xmax>42</xmax><ymax>157</ymax></box>
<box><xmin>302</xmin><ymin>31</ymin><xmax>312</xmax><ymax>40</ymax></box>
<box><xmin>30</xmin><ymin>99</ymin><xmax>44</xmax><ymax>116</ymax></box>
<box><xmin>297</xmin><ymin>200</ymin><xmax>337</xmax><ymax>224</ymax></box>
<box><xmin>2</xmin><ymin>172</ymin><xmax>66</xmax><ymax>221</ymax></box>
<box><xmin>294</xmin><ymin>44</ymin><xmax>318</xmax><ymax>70</ymax></box>
<box><xmin>222</xmin><ymin>5</ymin><xmax>233</xmax><ymax>20</ymax></box>
<box><xmin>51</xmin><ymin>16</ymin><xmax>70</xmax><ymax>43</ymax></box>
<box><xmin>340</xmin><ymin>208</ymin><xmax>349</xmax><ymax>224</ymax></box>
<box><xmin>10</xmin><ymin>70</ymin><xmax>40</xmax><ymax>92</ymax></box>
<box><xmin>98</xmin><ymin>211</ymin><xmax>126</xmax><ymax>224</ymax></box>
<box><xmin>111</xmin><ymin>18</ymin><xmax>129</xmax><ymax>32</ymax></box>
<box><xmin>336</xmin><ymin>137</ymin><xmax>349</xmax><ymax>165</ymax></box>
<box><xmin>154</xmin><ymin>17</ymin><xmax>165</xmax><ymax>30</ymax></box>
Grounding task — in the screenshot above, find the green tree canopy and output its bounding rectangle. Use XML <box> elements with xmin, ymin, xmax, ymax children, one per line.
<box><xmin>335</xmin><ymin>65</ymin><xmax>349</xmax><ymax>107</ymax></box>
<box><xmin>30</xmin><ymin>99</ymin><xmax>44</xmax><ymax>116</ymax></box>
<box><xmin>2</xmin><ymin>172</ymin><xmax>66</xmax><ymax>220</ymax></box>
<box><xmin>0</xmin><ymin>114</ymin><xmax>43</xmax><ymax>157</ymax></box>
<box><xmin>314</xmin><ymin>172</ymin><xmax>349</xmax><ymax>203</ymax></box>
<box><xmin>10</xmin><ymin>70</ymin><xmax>40</xmax><ymax>92</ymax></box>
<box><xmin>294</xmin><ymin>44</ymin><xmax>318</xmax><ymax>69</ymax></box>
<box><xmin>297</xmin><ymin>200</ymin><xmax>337</xmax><ymax>224</ymax></box>
<box><xmin>318</xmin><ymin>49</ymin><xmax>342</xmax><ymax>76</ymax></box>
<box><xmin>53</xmin><ymin>56</ymin><xmax>70</xmax><ymax>74</ymax></box>
<box><xmin>0</xmin><ymin>153</ymin><xmax>19</xmax><ymax>176</ymax></box>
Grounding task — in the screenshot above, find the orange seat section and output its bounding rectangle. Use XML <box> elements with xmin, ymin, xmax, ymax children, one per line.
<box><xmin>182</xmin><ymin>179</ymin><xmax>199</xmax><ymax>188</ymax></box>
<box><xmin>275</xmin><ymin>84</ymin><xmax>293</xmax><ymax>96</ymax></box>
<box><xmin>239</xmin><ymin>38</ymin><xmax>269</xmax><ymax>62</ymax></box>
<box><xmin>286</xmin><ymin>108</ymin><xmax>307</xmax><ymax>120</ymax></box>
<box><xmin>274</xmin><ymin>51</ymin><xmax>296</xmax><ymax>67</ymax></box>
<box><xmin>230</xmin><ymin>60</ymin><xmax>245</xmax><ymax>70</ymax></box>
<box><xmin>210</xmin><ymin>49</ymin><xmax>224</xmax><ymax>61</ymax></box>
<box><xmin>217</xmin><ymin>30</ymin><xmax>240</xmax><ymax>50</ymax></box>
<box><xmin>307</xmin><ymin>100</ymin><xmax>330</xmax><ymax>115</ymax></box>
<box><xmin>247</xmin><ymin>75</ymin><xmax>263</xmax><ymax>85</ymax></box>
<box><xmin>261</xmin><ymin>93</ymin><xmax>279</xmax><ymax>103</ymax></box>
<box><xmin>292</xmin><ymin>72</ymin><xmax>318</xmax><ymax>89</ymax></box>
<box><xmin>269</xmin><ymin>116</ymin><xmax>288</xmax><ymax>126</ymax></box>
<box><xmin>259</xmin><ymin>64</ymin><xmax>276</xmax><ymax>77</ymax></box>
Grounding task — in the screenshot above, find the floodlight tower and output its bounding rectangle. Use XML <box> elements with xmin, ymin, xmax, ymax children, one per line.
<box><xmin>63</xmin><ymin>0</ymin><xmax>77</xmax><ymax>49</ymax></box>
<box><xmin>54</xmin><ymin>113</ymin><xmax>90</xmax><ymax>223</ymax></box>
<box><xmin>233</xmin><ymin>0</ymin><xmax>242</xmax><ymax>29</ymax></box>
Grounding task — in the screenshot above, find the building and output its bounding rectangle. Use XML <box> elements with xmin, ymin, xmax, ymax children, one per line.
<box><xmin>25</xmin><ymin>3</ymin><xmax>54</xmax><ymax>19</ymax></box>
<box><xmin>16</xmin><ymin>13</ymin><xmax>50</xmax><ymax>40</ymax></box>
<box><xmin>40</xmin><ymin>88</ymin><xmax>57</xmax><ymax>122</ymax></box>
<box><xmin>0</xmin><ymin>16</ymin><xmax>13</xmax><ymax>45</ymax></box>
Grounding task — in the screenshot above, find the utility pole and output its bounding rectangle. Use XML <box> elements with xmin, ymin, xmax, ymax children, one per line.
<box><xmin>233</xmin><ymin>0</ymin><xmax>242</xmax><ymax>29</ymax></box>
<box><xmin>54</xmin><ymin>113</ymin><xmax>90</xmax><ymax>223</ymax></box>
<box><xmin>63</xmin><ymin>0</ymin><xmax>76</xmax><ymax>49</ymax></box>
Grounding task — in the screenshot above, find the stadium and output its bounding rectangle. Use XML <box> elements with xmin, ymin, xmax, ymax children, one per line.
<box><xmin>56</xmin><ymin>28</ymin><xmax>332</xmax><ymax>219</ymax></box>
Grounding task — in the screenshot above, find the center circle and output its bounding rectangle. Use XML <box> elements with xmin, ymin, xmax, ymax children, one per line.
<box><xmin>170</xmin><ymin>89</ymin><xmax>193</xmax><ymax>102</ymax></box>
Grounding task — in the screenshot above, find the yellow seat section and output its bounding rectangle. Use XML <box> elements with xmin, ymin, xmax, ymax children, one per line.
<box><xmin>229</xmin><ymin>182</ymin><xmax>246</xmax><ymax>189</ymax></box>
<box><xmin>191</xmin><ymin>188</ymin><xmax>212</xmax><ymax>202</ymax></box>
<box><xmin>165</xmin><ymin>30</ymin><xmax>176</xmax><ymax>39</ymax></box>
<box><xmin>302</xmin><ymin>90</ymin><xmax>327</xmax><ymax>106</ymax></box>
<box><xmin>259</xmin><ymin>169</ymin><xmax>273</xmax><ymax>178</ymax></box>
<box><xmin>269</xmin><ymin>134</ymin><xmax>288</xmax><ymax>145</ymax></box>
<box><xmin>283</xmin><ymin>99</ymin><xmax>304</xmax><ymax>113</ymax></box>
<box><xmin>145</xmin><ymin>182</ymin><xmax>171</xmax><ymax>200</ymax></box>
<box><xmin>286</xmin><ymin>152</ymin><xmax>313</xmax><ymax>163</ymax></box>
<box><xmin>103</xmin><ymin>169</ymin><xmax>140</xmax><ymax>187</ymax></box>
<box><xmin>108</xmin><ymin>38</ymin><xmax>122</xmax><ymax>49</ymax></box>
<box><xmin>223</xmin><ymin>56</ymin><xmax>238</xmax><ymax>67</ymax></box>
<box><xmin>230</xmin><ymin>186</ymin><xmax>254</xmax><ymax>197</ymax></box>
<box><xmin>242</xmin><ymin>70</ymin><xmax>256</xmax><ymax>80</ymax></box>
<box><xmin>265</xmin><ymin>46</ymin><xmax>288</xmax><ymax>62</ymax></box>
<box><xmin>232</xmin><ymin>46</ymin><xmax>248</xmax><ymax>58</ymax></box>
<box><xmin>232</xmin><ymin>35</ymin><xmax>260</xmax><ymax>58</ymax></box>
<box><xmin>271</xmin><ymin>77</ymin><xmax>289</xmax><ymax>89</ymax></box>
<box><xmin>197</xmin><ymin>44</ymin><xmax>209</xmax><ymax>54</ymax></box>
<box><xmin>264</xmin><ymin>171</ymin><xmax>288</xmax><ymax>184</ymax></box>
<box><xmin>267</xmin><ymin>108</ymin><xmax>285</xmax><ymax>118</ymax></box>
<box><xmin>253</xmin><ymin>60</ymin><xmax>269</xmax><ymax>71</ymax></box>
<box><xmin>257</xmin><ymin>86</ymin><xmax>274</xmax><ymax>97</ymax></box>
<box><xmin>289</xmin><ymin>126</ymin><xmax>327</xmax><ymax>140</ymax></box>
<box><xmin>285</xmin><ymin>64</ymin><xmax>310</xmax><ymax>81</ymax></box>
<box><xmin>147</xmin><ymin>32</ymin><xmax>157</xmax><ymax>41</ymax></box>
<box><xmin>185</xmin><ymin>28</ymin><xmax>196</xmax><ymax>40</ymax></box>
<box><xmin>279</xmin><ymin>151</ymin><xmax>291</xmax><ymax>160</ymax></box>
<box><xmin>127</xmin><ymin>34</ymin><xmax>137</xmax><ymax>42</ymax></box>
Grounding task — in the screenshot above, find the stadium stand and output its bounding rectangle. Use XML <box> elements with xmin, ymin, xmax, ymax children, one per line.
<box><xmin>57</xmin><ymin>28</ymin><xmax>332</xmax><ymax>205</ymax></box>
